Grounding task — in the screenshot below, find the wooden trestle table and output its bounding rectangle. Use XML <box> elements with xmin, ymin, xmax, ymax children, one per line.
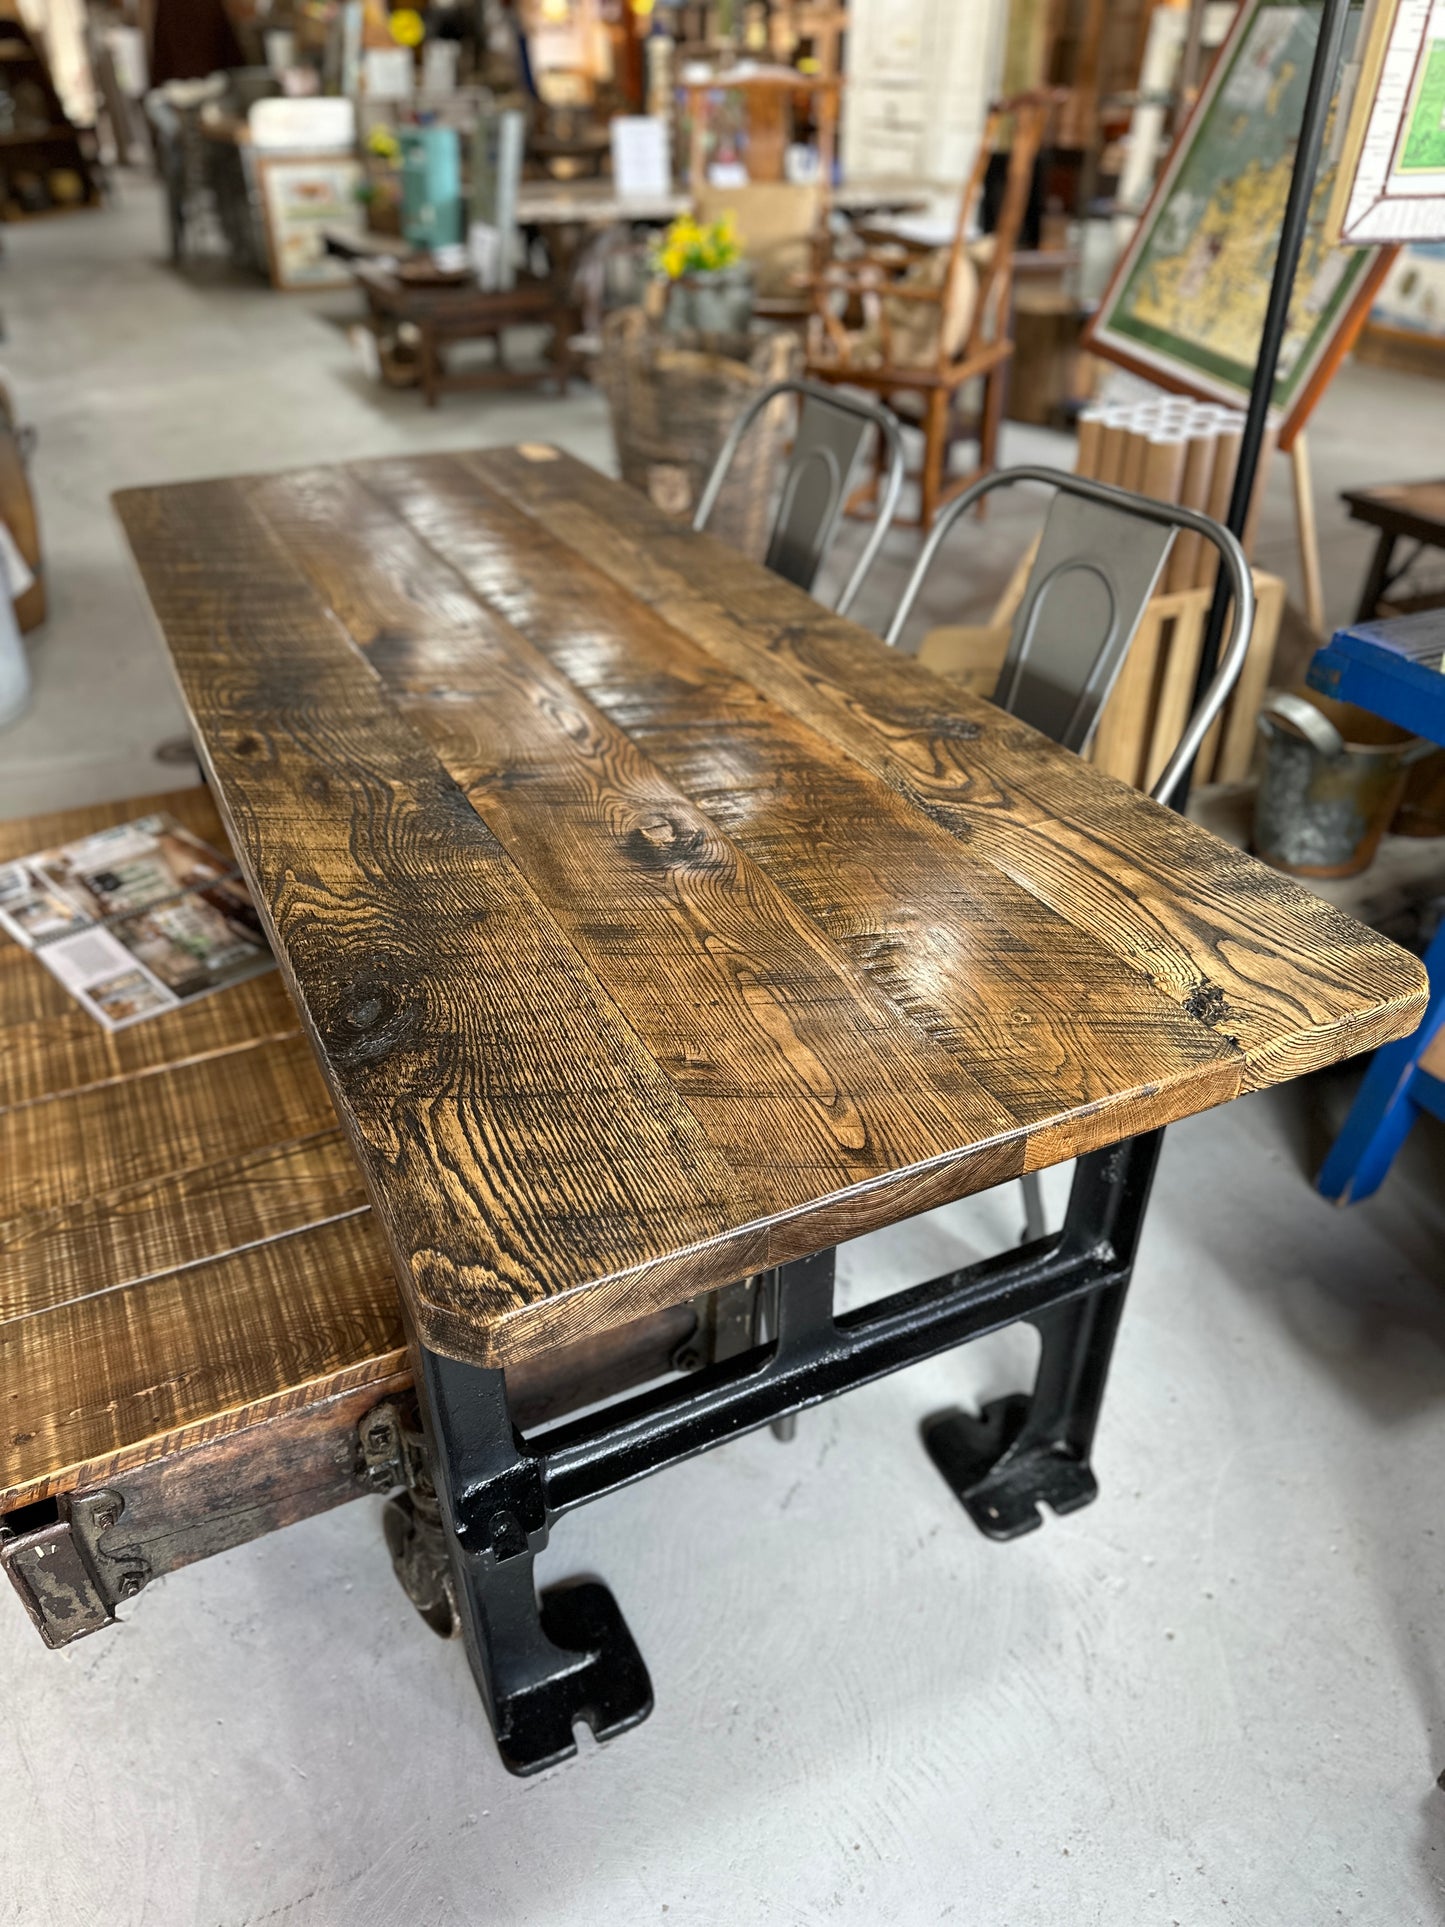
<box><xmin>1</xmin><ymin>446</ymin><xmax>1425</xmax><ymax>1776</ymax></box>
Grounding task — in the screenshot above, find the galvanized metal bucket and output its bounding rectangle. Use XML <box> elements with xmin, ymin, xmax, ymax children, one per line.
<box><xmin>1253</xmin><ymin>691</ymin><xmax>1432</xmax><ymax>879</ymax></box>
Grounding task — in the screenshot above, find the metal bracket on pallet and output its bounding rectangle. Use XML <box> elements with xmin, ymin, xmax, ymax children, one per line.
<box><xmin>360</xmin><ymin>1397</ymin><xmax>461</xmax><ymax>1640</ymax></box>
<box><xmin>0</xmin><ymin>1490</ymin><xmax>151</xmax><ymax>1649</ymax></box>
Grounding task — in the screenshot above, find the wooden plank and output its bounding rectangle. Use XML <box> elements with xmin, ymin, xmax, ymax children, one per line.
<box><xmin>0</xmin><ymin>972</ymin><xmax>300</xmax><ymax>1111</ymax></box>
<box><xmin>475</xmin><ymin>446</ymin><xmax>1426</xmax><ymax>1090</ymax></box>
<box><xmin>1144</xmin><ymin>595</ymin><xmax>1208</xmax><ymax>796</ymax></box>
<box><xmin>347</xmin><ymin>455</ymin><xmax>1245</xmax><ymax>1171</ymax></box>
<box><xmin>0</xmin><ymin>1032</ymin><xmax>336</xmax><ymax>1219</ymax></box>
<box><xmin>241</xmin><ymin>464</ymin><xmax>1025</xmax><ymax>1200</ymax></box>
<box><xmin>1</xmin><ymin>1212</ymin><xmax>406</xmax><ymax>1510</ymax></box>
<box><xmin>0</xmin><ymin>1127</ymin><xmax>365</xmax><ymax>1322</ymax></box>
<box><xmin>1213</xmin><ymin>571</ymin><xmax>1287</xmax><ymax>785</ymax></box>
<box><xmin>0</xmin><ymin>785</ymin><xmax>221</xmax><ymax>867</ymax></box>
<box><xmin>35</xmin><ymin>1377</ymin><xmax>409</xmax><ymax>1582</ymax></box>
<box><xmin>1087</xmin><ymin>595</ymin><xmax>1166</xmax><ymax>788</ymax></box>
<box><xmin>113</xmin><ymin>479</ymin><xmax>775</xmax><ymax>1368</ymax></box>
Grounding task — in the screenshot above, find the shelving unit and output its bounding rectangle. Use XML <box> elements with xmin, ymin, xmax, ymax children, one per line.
<box><xmin>0</xmin><ymin>17</ymin><xmax>100</xmax><ymax>221</ymax></box>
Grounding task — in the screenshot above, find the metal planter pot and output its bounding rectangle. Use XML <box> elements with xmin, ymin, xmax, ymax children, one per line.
<box><xmin>663</xmin><ymin>267</ymin><xmax>754</xmax><ymax>337</ymax></box>
<box><xmin>1253</xmin><ymin>690</ymin><xmax>1433</xmax><ymax>879</ymax></box>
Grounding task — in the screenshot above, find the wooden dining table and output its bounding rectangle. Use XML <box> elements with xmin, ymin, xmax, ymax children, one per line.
<box><xmin>14</xmin><ymin>444</ymin><xmax>1418</xmax><ymax>1774</ymax></box>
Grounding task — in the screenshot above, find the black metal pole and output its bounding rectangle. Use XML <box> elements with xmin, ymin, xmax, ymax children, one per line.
<box><xmin>1177</xmin><ymin>0</ymin><xmax>1354</xmax><ymax>808</ymax></box>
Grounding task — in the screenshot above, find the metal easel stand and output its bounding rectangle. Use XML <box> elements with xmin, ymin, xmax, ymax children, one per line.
<box><xmin>1183</xmin><ymin>0</ymin><xmax>1354</xmax><ymax>801</ymax></box>
<box><xmin>398</xmin><ymin>1132</ymin><xmax>1161</xmax><ymax>1776</ymax></box>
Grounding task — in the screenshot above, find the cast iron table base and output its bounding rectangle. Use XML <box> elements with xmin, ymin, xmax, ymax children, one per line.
<box><xmin>412</xmin><ymin>1132</ymin><xmax>1162</xmax><ymax>1774</ymax></box>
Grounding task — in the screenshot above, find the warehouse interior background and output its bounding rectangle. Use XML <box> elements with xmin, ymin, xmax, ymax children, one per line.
<box><xmin>1</xmin><ymin>2</ymin><xmax>1444</xmax><ymax>1922</ymax></box>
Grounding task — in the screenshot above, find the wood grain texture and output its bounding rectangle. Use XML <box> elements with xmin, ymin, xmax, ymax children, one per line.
<box><xmin>333</xmin><ymin>457</ymin><xmax>1243</xmax><ymax>1161</ymax></box>
<box><xmin>473</xmin><ymin>448</ymin><xmax>1426</xmax><ymax>1088</ymax></box>
<box><xmin>111</xmin><ymin>454</ymin><xmax>1428</xmax><ymax>1369</ymax></box>
<box><xmin>0</xmin><ymin>1128</ymin><xmax>366</xmax><ymax>1322</ymax></box>
<box><xmin>0</xmin><ymin>1032</ymin><xmax>337</xmax><ymax>1219</ymax></box>
<box><xmin>2</xmin><ymin>1212</ymin><xmax>405</xmax><ymax>1510</ymax></box>
<box><xmin>0</xmin><ymin>790</ymin><xmax>405</xmax><ymax>1512</ymax></box>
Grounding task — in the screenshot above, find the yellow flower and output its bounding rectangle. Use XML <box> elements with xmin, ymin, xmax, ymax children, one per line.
<box><xmin>366</xmin><ymin>125</ymin><xmax>400</xmax><ymax>160</ymax></box>
<box><xmin>389</xmin><ymin>7</ymin><xmax>425</xmax><ymax>47</ymax></box>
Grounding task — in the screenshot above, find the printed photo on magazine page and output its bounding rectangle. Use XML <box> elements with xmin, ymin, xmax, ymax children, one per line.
<box><xmin>0</xmin><ymin>813</ymin><xmax>275</xmax><ymax>1030</ymax></box>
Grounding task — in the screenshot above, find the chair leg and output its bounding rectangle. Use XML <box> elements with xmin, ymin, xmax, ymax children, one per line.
<box><xmin>757</xmin><ymin>1268</ymin><xmax>799</xmax><ymax>1442</ymax></box>
<box><xmin>920</xmin><ymin>389</ymin><xmax>950</xmax><ymax>531</ymax></box>
<box><xmin>1019</xmin><ymin>1169</ymin><xmax>1048</xmax><ymax>1242</ymax></box>
<box><xmin>421</xmin><ymin>328</ymin><xmax>441</xmax><ymax>408</ymax></box>
<box><xmin>977</xmin><ymin>361</ymin><xmax>1008</xmax><ymax>506</ymax></box>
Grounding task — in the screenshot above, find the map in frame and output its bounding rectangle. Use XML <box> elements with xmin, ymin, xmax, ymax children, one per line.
<box><xmin>1328</xmin><ymin>0</ymin><xmax>1445</xmax><ymax>244</ymax></box>
<box><xmin>1086</xmin><ymin>0</ymin><xmax>1388</xmax><ymax>441</ymax></box>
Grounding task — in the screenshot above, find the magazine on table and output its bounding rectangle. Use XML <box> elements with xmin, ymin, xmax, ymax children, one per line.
<box><xmin>0</xmin><ymin>811</ymin><xmax>275</xmax><ymax>1030</ymax></box>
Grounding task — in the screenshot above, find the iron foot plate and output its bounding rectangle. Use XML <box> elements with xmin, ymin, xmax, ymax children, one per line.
<box><xmin>496</xmin><ymin>1582</ymin><xmax>654</xmax><ymax>1776</ymax></box>
<box><xmin>923</xmin><ymin>1394</ymin><xmax>1099</xmax><ymax>1541</ymax></box>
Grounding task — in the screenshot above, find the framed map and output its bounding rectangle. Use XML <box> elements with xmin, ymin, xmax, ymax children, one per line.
<box><xmin>1085</xmin><ymin>0</ymin><xmax>1392</xmax><ymax>445</ymax></box>
<box><xmin>1328</xmin><ymin>0</ymin><xmax>1445</xmax><ymax>243</ymax></box>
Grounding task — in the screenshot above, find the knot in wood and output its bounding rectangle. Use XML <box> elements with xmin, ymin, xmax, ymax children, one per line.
<box><xmin>625</xmin><ymin>811</ymin><xmax>713</xmax><ymax>872</ymax></box>
<box><xmin>323</xmin><ymin>973</ymin><xmax>411</xmax><ymax>1066</ymax></box>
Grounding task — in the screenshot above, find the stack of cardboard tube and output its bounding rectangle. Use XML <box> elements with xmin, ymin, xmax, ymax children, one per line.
<box><xmin>1075</xmin><ymin>396</ymin><xmax>1274</xmax><ymax>594</ymax></box>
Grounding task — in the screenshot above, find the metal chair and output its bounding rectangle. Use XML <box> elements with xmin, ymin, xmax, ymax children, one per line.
<box><xmin>693</xmin><ymin>378</ymin><xmax>906</xmax><ymax>618</ymax></box>
<box><xmin>886</xmin><ymin>464</ymin><xmax>1256</xmax><ymax>1239</ymax></box>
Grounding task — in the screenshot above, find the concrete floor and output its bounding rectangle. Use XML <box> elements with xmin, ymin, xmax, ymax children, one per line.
<box><xmin>3</xmin><ymin>179</ymin><xmax>1445</xmax><ymax>1926</ymax></box>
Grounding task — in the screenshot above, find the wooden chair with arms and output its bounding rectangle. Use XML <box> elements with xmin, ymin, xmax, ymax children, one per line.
<box><xmin>805</xmin><ymin>92</ymin><xmax>1059</xmax><ymax>529</ymax></box>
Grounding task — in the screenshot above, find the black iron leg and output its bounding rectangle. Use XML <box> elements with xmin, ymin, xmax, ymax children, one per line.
<box><xmin>1354</xmin><ymin>529</ymin><xmax>1397</xmax><ymax>621</ymax></box>
<box><xmin>923</xmin><ymin>1131</ymin><xmax>1163</xmax><ymax>1539</ymax></box>
<box><xmin>411</xmin><ymin>1346</ymin><xmax>653</xmax><ymax>1776</ymax></box>
<box><xmin>387</xmin><ymin>1145</ymin><xmax>1163</xmax><ymax>1768</ymax></box>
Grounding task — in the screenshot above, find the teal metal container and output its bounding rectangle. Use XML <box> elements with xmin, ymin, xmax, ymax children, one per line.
<box><xmin>399</xmin><ymin>125</ymin><xmax>462</xmax><ymax>250</ymax></box>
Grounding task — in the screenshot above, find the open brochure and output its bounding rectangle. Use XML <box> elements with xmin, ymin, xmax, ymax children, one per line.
<box><xmin>0</xmin><ymin>811</ymin><xmax>275</xmax><ymax>1030</ymax></box>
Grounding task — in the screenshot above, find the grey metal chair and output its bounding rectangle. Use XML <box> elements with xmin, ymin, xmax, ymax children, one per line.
<box><xmin>886</xmin><ymin>464</ymin><xmax>1256</xmax><ymax>1240</ymax></box>
<box><xmin>693</xmin><ymin>378</ymin><xmax>907</xmax><ymax>618</ymax></box>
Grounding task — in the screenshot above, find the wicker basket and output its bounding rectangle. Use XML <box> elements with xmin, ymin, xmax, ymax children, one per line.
<box><xmin>597</xmin><ymin>306</ymin><xmax>800</xmax><ymax>559</ymax></box>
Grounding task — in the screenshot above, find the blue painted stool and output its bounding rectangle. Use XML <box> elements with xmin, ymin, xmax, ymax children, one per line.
<box><xmin>1309</xmin><ymin>609</ymin><xmax>1445</xmax><ymax>1202</ymax></box>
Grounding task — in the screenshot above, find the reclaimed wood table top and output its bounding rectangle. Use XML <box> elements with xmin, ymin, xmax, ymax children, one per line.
<box><xmin>114</xmin><ymin>447</ymin><xmax>1427</xmax><ymax>1371</ymax></box>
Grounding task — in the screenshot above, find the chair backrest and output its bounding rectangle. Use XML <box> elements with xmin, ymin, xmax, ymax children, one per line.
<box><xmin>693</xmin><ymin>182</ymin><xmax>825</xmax><ymax>300</ymax></box>
<box><xmin>930</xmin><ymin>90</ymin><xmax>1060</xmax><ymax>370</ymax></box>
<box><xmin>884</xmin><ymin>465</ymin><xmax>1255</xmax><ymax>806</ymax></box>
<box><xmin>693</xmin><ymin>377</ymin><xmax>905</xmax><ymax>617</ymax></box>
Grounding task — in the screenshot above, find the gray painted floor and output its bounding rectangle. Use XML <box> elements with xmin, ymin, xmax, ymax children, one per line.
<box><xmin>3</xmin><ymin>180</ymin><xmax>1445</xmax><ymax>1926</ymax></box>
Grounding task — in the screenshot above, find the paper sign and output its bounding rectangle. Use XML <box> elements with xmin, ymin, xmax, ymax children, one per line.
<box><xmin>611</xmin><ymin>116</ymin><xmax>672</xmax><ymax>198</ymax></box>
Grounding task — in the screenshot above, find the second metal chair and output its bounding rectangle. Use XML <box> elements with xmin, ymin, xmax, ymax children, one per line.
<box><xmin>694</xmin><ymin>378</ymin><xmax>906</xmax><ymax>618</ymax></box>
<box><xmin>886</xmin><ymin>465</ymin><xmax>1256</xmax><ymax>1237</ymax></box>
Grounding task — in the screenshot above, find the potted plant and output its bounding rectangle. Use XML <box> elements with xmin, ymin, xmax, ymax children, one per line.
<box><xmin>651</xmin><ymin>212</ymin><xmax>753</xmax><ymax>336</ymax></box>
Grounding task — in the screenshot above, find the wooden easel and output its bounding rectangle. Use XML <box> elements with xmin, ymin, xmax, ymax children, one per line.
<box><xmin>1290</xmin><ymin>429</ymin><xmax>1327</xmax><ymax>635</ymax></box>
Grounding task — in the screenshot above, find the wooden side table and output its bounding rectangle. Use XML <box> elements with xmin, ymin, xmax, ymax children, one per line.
<box><xmin>353</xmin><ymin>263</ymin><xmax>579</xmax><ymax>407</ymax></box>
<box><xmin>1342</xmin><ymin>478</ymin><xmax>1445</xmax><ymax>620</ymax></box>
